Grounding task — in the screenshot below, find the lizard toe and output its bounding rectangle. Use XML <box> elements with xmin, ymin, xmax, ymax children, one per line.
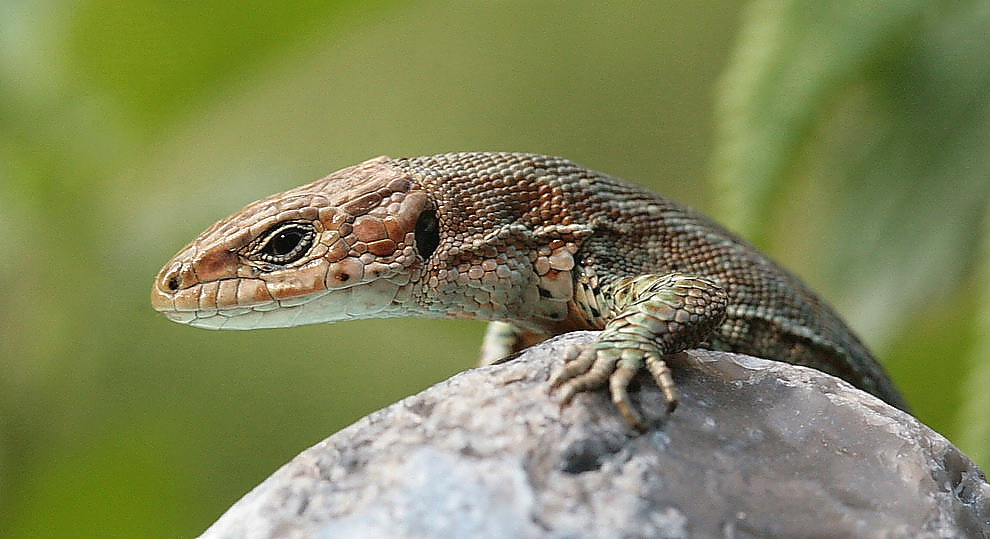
<box><xmin>608</xmin><ymin>358</ymin><xmax>647</xmax><ymax>430</ymax></box>
<box><xmin>551</xmin><ymin>344</ymin><xmax>619</xmax><ymax>404</ymax></box>
<box><xmin>553</xmin><ymin>336</ymin><xmax>678</xmax><ymax>430</ymax></box>
<box><xmin>644</xmin><ymin>353</ymin><xmax>678</xmax><ymax>413</ymax></box>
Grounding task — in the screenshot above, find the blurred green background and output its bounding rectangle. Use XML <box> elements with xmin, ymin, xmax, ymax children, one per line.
<box><xmin>2</xmin><ymin>1</ymin><xmax>988</xmax><ymax>536</ymax></box>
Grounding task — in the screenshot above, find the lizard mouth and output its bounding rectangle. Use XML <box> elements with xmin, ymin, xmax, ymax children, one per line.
<box><xmin>151</xmin><ymin>276</ymin><xmax>407</xmax><ymax>330</ymax></box>
<box><xmin>151</xmin><ymin>275</ymin><xmax>285</xmax><ymax>329</ymax></box>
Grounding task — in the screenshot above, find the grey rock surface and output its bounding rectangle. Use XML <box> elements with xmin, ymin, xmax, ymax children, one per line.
<box><xmin>200</xmin><ymin>332</ymin><xmax>990</xmax><ymax>539</ymax></box>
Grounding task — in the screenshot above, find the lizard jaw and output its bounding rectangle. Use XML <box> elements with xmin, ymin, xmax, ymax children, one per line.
<box><xmin>153</xmin><ymin>277</ymin><xmax>413</xmax><ymax>330</ymax></box>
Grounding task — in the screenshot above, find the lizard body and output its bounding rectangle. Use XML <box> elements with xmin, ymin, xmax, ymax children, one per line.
<box><xmin>152</xmin><ymin>152</ymin><xmax>909</xmax><ymax>428</ymax></box>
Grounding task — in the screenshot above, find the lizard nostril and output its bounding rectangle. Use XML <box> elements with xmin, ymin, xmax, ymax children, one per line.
<box><xmin>160</xmin><ymin>266</ymin><xmax>183</xmax><ymax>293</ymax></box>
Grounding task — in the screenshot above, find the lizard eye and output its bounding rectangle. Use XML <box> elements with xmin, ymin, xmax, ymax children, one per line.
<box><xmin>414</xmin><ymin>210</ymin><xmax>440</xmax><ymax>260</ymax></box>
<box><xmin>255</xmin><ymin>222</ymin><xmax>315</xmax><ymax>264</ymax></box>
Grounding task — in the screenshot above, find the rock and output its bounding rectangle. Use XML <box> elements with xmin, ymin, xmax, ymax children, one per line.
<box><xmin>199</xmin><ymin>331</ymin><xmax>990</xmax><ymax>539</ymax></box>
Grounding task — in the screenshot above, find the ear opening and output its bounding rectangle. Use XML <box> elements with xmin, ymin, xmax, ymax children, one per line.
<box><xmin>414</xmin><ymin>209</ymin><xmax>440</xmax><ymax>260</ymax></box>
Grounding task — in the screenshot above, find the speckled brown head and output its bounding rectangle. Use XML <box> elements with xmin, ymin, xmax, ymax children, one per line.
<box><xmin>151</xmin><ymin>156</ymin><xmax>439</xmax><ymax>329</ymax></box>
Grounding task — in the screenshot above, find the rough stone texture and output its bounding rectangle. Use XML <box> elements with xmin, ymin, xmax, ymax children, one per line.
<box><xmin>200</xmin><ymin>332</ymin><xmax>990</xmax><ymax>539</ymax></box>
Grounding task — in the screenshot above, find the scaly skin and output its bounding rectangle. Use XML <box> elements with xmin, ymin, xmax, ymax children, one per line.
<box><xmin>151</xmin><ymin>152</ymin><xmax>909</xmax><ymax>428</ymax></box>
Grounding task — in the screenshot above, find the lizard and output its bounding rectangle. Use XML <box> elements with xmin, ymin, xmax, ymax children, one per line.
<box><xmin>151</xmin><ymin>152</ymin><xmax>909</xmax><ymax>429</ymax></box>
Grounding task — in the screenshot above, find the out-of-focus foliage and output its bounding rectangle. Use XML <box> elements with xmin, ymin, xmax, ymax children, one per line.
<box><xmin>1</xmin><ymin>1</ymin><xmax>744</xmax><ymax>536</ymax></box>
<box><xmin>714</xmin><ymin>0</ymin><xmax>990</xmax><ymax>464</ymax></box>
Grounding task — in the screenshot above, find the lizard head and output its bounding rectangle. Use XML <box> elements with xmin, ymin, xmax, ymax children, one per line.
<box><xmin>151</xmin><ymin>156</ymin><xmax>439</xmax><ymax>329</ymax></box>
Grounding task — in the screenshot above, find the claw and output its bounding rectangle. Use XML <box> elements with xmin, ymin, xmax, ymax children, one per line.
<box><xmin>608</xmin><ymin>360</ymin><xmax>645</xmax><ymax>430</ymax></box>
<box><xmin>645</xmin><ymin>353</ymin><xmax>678</xmax><ymax>413</ymax></box>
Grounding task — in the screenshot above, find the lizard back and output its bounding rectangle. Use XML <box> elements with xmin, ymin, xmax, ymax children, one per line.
<box><xmin>392</xmin><ymin>153</ymin><xmax>909</xmax><ymax>411</ymax></box>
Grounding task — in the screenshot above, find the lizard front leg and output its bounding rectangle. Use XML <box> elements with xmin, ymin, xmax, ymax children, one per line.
<box><xmin>479</xmin><ymin>321</ymin><xmax>550</xmax><ymax>365</ymax></box>
<box><xmin>552</xmin><ymin>273</ymin><xmax>729</xmax><ymax>430</ymax></box>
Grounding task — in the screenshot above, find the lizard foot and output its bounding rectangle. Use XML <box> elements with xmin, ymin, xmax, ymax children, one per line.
<box><xmin>550</xmin><ymin>272</ymin><xmax>728</xmax><ymax>430</ymax></box>
<box><xmin>551</xmin><ymin>339</ymin><xmax>677</xmax><ymax>431</ymax></box>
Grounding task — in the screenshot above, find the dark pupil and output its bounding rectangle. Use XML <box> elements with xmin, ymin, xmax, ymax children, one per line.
<box><xmin>268</xmin><ymin>229</ymin><xmax>303</xmax><ymax>256</ymax></box>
